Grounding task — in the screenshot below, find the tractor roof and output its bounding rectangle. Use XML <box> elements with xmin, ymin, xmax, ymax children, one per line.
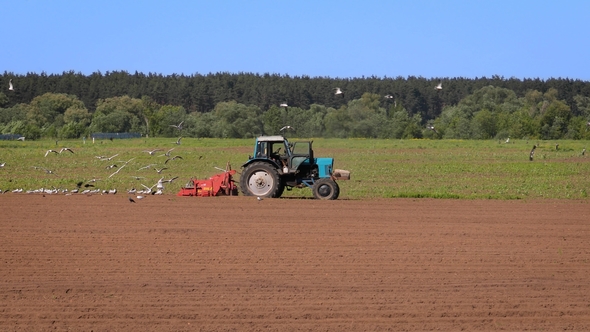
<box><xmin>257</xmin><ymin>135</ymin><xmax>286</xmax><ymax>142</ymax></box>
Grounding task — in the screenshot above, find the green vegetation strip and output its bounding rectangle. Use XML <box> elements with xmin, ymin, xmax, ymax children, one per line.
<box><xmin>1</xmin><ymin>138</ymin><xmax>589</xmax><ymax>200</ymax></box>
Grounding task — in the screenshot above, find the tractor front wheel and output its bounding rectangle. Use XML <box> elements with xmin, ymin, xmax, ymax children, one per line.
<box><xmin>240</xmin><ymin>162</ymin><xmax>284</xmax><ymax>198</ymax></box>
<box><xmin>312</xmin><ymin>178</ymin><xmax>340</xmax><ymax>200</ymax></box>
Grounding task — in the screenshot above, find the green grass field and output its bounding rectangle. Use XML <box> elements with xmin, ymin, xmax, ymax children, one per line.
<box><xmin>1</xmin><ymin>137</ymin><xmax>589</xmax><ymax>199</ymax></box>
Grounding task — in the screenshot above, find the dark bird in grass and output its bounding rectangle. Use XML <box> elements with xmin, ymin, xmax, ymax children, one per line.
<box><xmin>164</xmin><ymin>155</ymin><xmax>183</xmax><ymax>164</ymax></box>
<box><xmin>582</xmin><ymin>148</ymin><xmax>586</xmax><ymax>156</ymax></box>
<box><xmin>555</xmin><ymin>143</ymin><xmax>559</xmax><ymax>151</ymax></box>
<box><xmin>529</xmin><ymin>145</ymin><xmax>537</xmax><ymax>161</ymax></box>
<box><xmin>128</xmin><ymin>197</ymin><xmax>136</xmax><ymax>203</ymax></box>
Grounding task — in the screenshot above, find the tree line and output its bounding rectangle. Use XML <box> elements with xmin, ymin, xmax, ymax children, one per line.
<box><xmin>1</xmin><ymin>71</ymin><xmax>590</xmax><ymax>140</ymax></box>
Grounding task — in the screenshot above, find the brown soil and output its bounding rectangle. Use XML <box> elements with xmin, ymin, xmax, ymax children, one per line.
<box><xmin>1</xmin><ymin>195</ymin><xmax>590</xmax><ymax>331</ymax></box>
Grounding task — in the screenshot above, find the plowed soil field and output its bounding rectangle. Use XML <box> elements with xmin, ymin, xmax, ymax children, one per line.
<box><xmin>1</xmin><ymin>195</ymin><xmax>590</xmax><ymax>331</ymax></box>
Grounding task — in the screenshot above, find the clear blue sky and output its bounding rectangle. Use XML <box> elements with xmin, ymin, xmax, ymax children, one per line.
<box><xmin>2</xmin><ymin>0</ymin><xmax>589</xmax><ymax>80</ymax></box>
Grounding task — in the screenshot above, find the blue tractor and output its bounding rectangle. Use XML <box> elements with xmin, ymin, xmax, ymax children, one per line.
<box><xmin>239</xmin><ymin>135</ymin><xmax>350</xmax><ymax>199</ymax></box>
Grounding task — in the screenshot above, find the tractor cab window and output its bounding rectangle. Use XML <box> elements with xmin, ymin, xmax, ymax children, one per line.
<box><xmin>256</xmin><ymin>141</ymin><xmax>268</xmax><ymax>158</ymax></box>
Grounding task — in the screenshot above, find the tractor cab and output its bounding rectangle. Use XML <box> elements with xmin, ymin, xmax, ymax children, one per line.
<box><xmin>250</xmin><ymin>136</ymin><xmax>314</xmax><ymax>175</ymax></box>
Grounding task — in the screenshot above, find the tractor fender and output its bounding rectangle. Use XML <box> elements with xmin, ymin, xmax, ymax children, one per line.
<box><xmin>241</xmin><ymin>158</ymin><xmax>282</xmax><ymax>172</ymax></box>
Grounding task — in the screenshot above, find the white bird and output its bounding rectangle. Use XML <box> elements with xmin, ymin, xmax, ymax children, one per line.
<box><xmin>141</xmin><ymin>183</ymin><xmax>156</xmax><ymax>194</ymax></box>
<box><xmin>280</xmin><ymin>102</ymin><xmax>288</xmax><ymax>107</ymax></box>
<box><xmin>8</xmin><ymin>79</ymin><xmax>14</xmax><ymax>91</ymax></box>
<box><xmin>170</xmin><ymin>121</ymin><xmax>184</xmax><ymax>130</ymax></box>
<box><xmin>164</xmin><ymin>155</ymin><xmax>183</xmax><ymax>164</ymax></box>
<box><xmin>173</xmin><ymin>137</ymin><xmax>182</xmax><ymax>145</ymax></box>
<box><xmin>108</xmin><ymin>163</ymin><xmax>127</xmax><ymax>179</ymax></box>
<box><xmin>384</xmin><ymin>94</ymin><xmax>394</xmax><ymax>99</ymax></box>
<box><xmin>138</xmin><ymin>164</ymin><xmax>156</xmax><ymax>171</ymax></box>
<box><xmin>59</xmin><ymin>147</ymin><xmax>74</xmax><ymax>154</ymax></box>
<box><xmin>257</xmin><ymin>196</ymin><xmax>262</xmax><ymax>201</ymax></box>
<box><xmin>158</xmin><ymin>148</ymin><xmax>175</xmax><ymax>157</ymax></box>
<box><xmin>334</xmin><ymin>87</ymin><xmax>343</xmax><ymax>95</ymax></box>
<box><xmin>100</xmin><ymin>153</ymin><xmax>119</xmax><ymax>161</ymax></box>
<box><xmin>505</xmin><ymin>137</ymin><xmax>510</xmax><ymax>144</ymax></box>
<box><xmin>16</xmin><ymin>136</ymin><xmax>25</xmax><ymax>141</ymax></box>
<box><xmin>155</xmin><ymin>167</ymin><xmax>168</xmax><ymax>174</ymax></box>
<box><xmin>435</xmin><ymin>82</ymin><xmax>442</xmax><ymax>90</ymax></box>
<box><xmin>0</xmin><ymin>162</ymin><xmax>5</xmax><ymax>167</ymax></box>
<box><xmin>279</xmin><ymin>126</ymin><xmax>295</xmax><ymax>133</ymax></box>
<box><xmin>44</xmin><ymin>149</ymin><xmax>59</xmax><ymax>157</ymax></box>
<box><xmin>143</xmin><ymin>149</ymin><xmax>163</xmax><ymax>155</ymax></box>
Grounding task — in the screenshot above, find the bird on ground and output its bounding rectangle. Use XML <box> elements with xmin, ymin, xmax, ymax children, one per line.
<box><xmin>257</xmin><ymin>196</ymin><xmax>262</xmax><ymax>201</ymax></box>
<box><xmin>59</xmin><ymin>147</ymin><xmax>74</xmax><ymax>154</ymax></box>
<box><xmin>582</xmin><ymin>148</ymin><xmax>586</xmax><ymax>156</ymax></box>
<box><xmin>334</xmin><ymin>87</ymin><xmax>343</xmax><ymax>95</ymax></box>
<box><xmin>435</xmin><ymin>82</ymin><xmax>443</xmax><ymax>90</ymax></box>
<box><xmin>529</xmin><ymin>145</ymin><xmax>537</xmax><ymax>161</ymax></box>
<box><xmin>143</xmin><ymin>149</ymin><xmax>163</xmax><ymax>155</ymax></box>
<box><xmin>555</xmin><ymin>143</ymin><xmax>559</xmax><ymax>151</ymax></box>
<box><xmin>0</xmin><ymin>162</ymin><xmax>5</xmax><ymax>168</ymax></box>
<box><xmin>44</xmin><ymin>149</ymin><xmax>59</xmax><ymax>157</ymax></box>
<box><xmin>170</xmin><ymin>121</ymin><xmax>184</xmax><ymax>130</ymax></box>
<box><xmin>141</xmin><ymin>183</ymin><xmax>156</xmax><ymax>194</ymax></box>
<box><xmin>128</xmin><ymin>197</ymin><xmax>136</xmax><ymax>203</ymax></box>
<box><xmin>173</xmin><ymin>137</ymin><xmax>182</xmax><ymax>145</ymax></box>
<box><xmin>164</xmin><ymin>155</ymin><xmax>183</xmax><ymax>164</ymax></box>
<box><xmin>8</xmin><ymin>79</ymin><xmax>14</xmax><ymax>91</ymax></box>
<box><xmin>505</xmin><ymin>137</ymin><xmax>510</xmax><ymax>144</ymax></box>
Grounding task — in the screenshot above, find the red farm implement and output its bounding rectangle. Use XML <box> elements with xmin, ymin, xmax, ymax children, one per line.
<box><xmin>177</xmin><ymin>163</ymin><xmax>238</xmax><ymax>197</ymax></box>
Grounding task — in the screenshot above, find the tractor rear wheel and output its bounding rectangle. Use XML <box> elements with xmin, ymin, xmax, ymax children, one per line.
<box><xmin>240</xmin><ymin>162</ymin><xmax>283</xmax><ymax>198</ymax></box>
<box><xmin>312</xmin><ymin>178</ymin><xmax>340</xmax><ymax>200</ymax></box>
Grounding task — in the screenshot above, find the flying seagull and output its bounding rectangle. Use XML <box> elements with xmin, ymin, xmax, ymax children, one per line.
<box><xmin>164</xmin><ymin>155</ymin><xmax>183</xmax><ymax>164</ymax></box>
<box><xmin>173</xmin><ymin>137</ymin><xmax>182</xmax><ymax>145</ymax></box>
<box><xmin>435</xmin><ymin>82</ymin><xmax>442</xmax><ymax>90</ymax></box>
<box><xmin>100</xmin><ymin>153</ymin><xmax>119</xmax><ymax>161</ymax></box>
<box><xmin>33</xmin><ymin>166</ymin><xmax>55</xmax><ymax>174</ymax></box>
<box><xmin>427</xmin><ymin>125</ymin><xmax>439</xmax><ymax>135</ymax></box>
<box><xmin>384</xmin><ymin>94</ymin><xmax>394</xmax><ymax>99</ymax></box>
<box><xmin>8</xmin><ymin>79</ymin><xmax>14</xmax><ymax>91</ymax></box>
<box><xmin>334</xmin><ymin>87</ymin><xmax>343</xmax><ymax>95</ymax></box>
<box><xmin>44</xmin><ymin>149</ymin><xmax>59</xmax><ymax>157</ymax></box>
<box><xmin>59</xmin><ymin>147</ymin><xmax>74</xmax><ymax>154</ymax></box>
<box><xmin>143</xmin><ymin>149</ymin><xmax>162</xmax><ymax>155</ymax></box>
<box><xmin>158</xmin><ymin>148</ymin><xmax>175</xmax><ymax>157</ymax></box>
<box><xmin>170</xmin><ymin>121</ymin><xmax>184</xmax><ymax>130</ymax></box>
<box><xmin>279</xmin><ymin>125</ymin><xmax>295</xmax><ymax>134</ymax></box>
<box><xmin>529</xmin><ymin>145</ymin><xmax>536</xmax><ymax>161</ymax></box>
<box><xmin>280</xmin><ymin>102</ymin><xmax>288</xmax><ymax>108</ymax></box>
<box><xmin>17</xmin><ymin>136</ymin><xmax>25</xmax><ymax>141</ymax></box>
<box><xmin>138</xmin><ymin>164</ymin><xmax>156</xmax><ymax>171</ymax></box>
<box><xmin>155</xmin><ymin>167</ymin><xmax>168</xmax><ymax>174</ymax></box>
